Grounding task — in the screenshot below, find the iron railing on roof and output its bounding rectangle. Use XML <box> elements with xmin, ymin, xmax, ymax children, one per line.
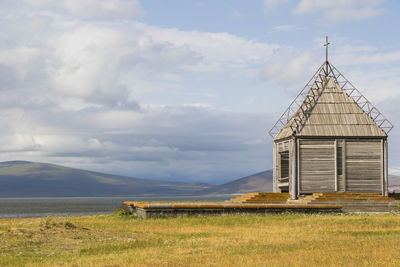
<box><xmin>268</xmin><ymin>61</ymin><xmax>394</xmax><ymax>138</ymax></box>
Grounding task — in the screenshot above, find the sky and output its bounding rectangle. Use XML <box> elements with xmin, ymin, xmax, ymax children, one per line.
<box><xmin>0</xmin><ymin>0</ymin><xmax>400</xmax><ymax>184</ymax></box>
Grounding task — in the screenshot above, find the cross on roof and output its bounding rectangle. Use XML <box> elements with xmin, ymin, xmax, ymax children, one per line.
<box><xmin>323</xmin><ymin>36</ymin><xmax>330</xmax><ymax>73</ymax></box>
<box><xmin>324</xmin><ymin>36</ymin><xmax>330</xmax><ymax>63</ymax></box>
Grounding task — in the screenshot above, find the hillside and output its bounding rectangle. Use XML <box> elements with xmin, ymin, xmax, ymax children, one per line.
<box><xmin>199</xmin><ymin>170</ymin><xmax>273</xmax><ymax>195</ymax></box>
<box><xmin>389</xmin><ymin>175</ymin><xmax>400</xmax><ymax>192</ymax></box>
<box><xmin>1</xmin><ymin>161</ymin><xmax>398</xmax><ymax>197</ymax></box>
<box><xmin>201</xmin><ymin>170</ymin><xmax>400</xmax><ymax>195</ymax></box>
<box><xmin>0</xmin><ymin>161</ymin><xmax>211</xmax><ymax>197</ymax></box>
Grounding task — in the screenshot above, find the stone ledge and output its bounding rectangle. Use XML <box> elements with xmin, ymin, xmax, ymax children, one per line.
<box><xmin>123</xmin><ymin>202</ymin><xmax>343</xmax><ymax>218</ymax></box>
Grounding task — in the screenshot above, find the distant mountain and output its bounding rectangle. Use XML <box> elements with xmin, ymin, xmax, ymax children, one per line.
<box><xmin>0</xmin><ymin>161</ymin><xmax>211</xmax><ymax>197</ymax></box>
<box><xmin>389</xmin><ymin>175</ymin><xmax>400</xmax><ymax>192</ymax></box>
<box><xmin>199</xmin><ymin>170</ymin><xmax>400</xmax><ymax>195</ymax></box>
<box><xmin>199</xmin><ymin>170</ymin><xmax>273</xmax><ymax>195</ymax></box>
<box><xmin>1</xmin><ymin>161</ymin><xmax>398</xmax><ymax>197</ymax></box>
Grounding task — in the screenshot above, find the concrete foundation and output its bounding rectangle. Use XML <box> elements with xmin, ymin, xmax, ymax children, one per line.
<box><xmin>124</xmin><ymin>202</ymin><xmax>342</xmax><ymax>219</ymax></box>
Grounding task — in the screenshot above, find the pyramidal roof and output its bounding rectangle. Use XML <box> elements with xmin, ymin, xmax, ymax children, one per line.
<box><xmin>269</xmin><ymin>61</ymin><xmax>393</xmax><ymax>141</ymax></box>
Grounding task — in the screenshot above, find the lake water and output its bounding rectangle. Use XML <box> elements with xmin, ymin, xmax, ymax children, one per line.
<box><xmin>0</xmin><ymin>195</ymin><xmax>231</xmax><ymax>218</ymax></box>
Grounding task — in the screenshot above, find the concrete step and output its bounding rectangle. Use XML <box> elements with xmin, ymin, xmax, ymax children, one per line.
<box><xmin>228</xmin><ymin>193</ymin><xmax>290</xmax><ymax>203</ymax></box>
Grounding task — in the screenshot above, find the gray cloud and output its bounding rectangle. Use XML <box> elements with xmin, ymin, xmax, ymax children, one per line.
<box><xmin>0</xmin><ymin>103</ymin><xmax>273</xmax><ymax>183</ymax></box>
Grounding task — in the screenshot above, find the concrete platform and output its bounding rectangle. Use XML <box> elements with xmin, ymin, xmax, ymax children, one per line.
<box><xmin>123</xmin><ymin>201</ymin><xmax>342</xmax><ymax>218</ymax></box>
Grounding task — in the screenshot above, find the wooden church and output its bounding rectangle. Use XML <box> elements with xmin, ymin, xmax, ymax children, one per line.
<box><xmin>269</xmin><ymin>38</ymin><xmax>393</xmax><ymax>199</ymax></box>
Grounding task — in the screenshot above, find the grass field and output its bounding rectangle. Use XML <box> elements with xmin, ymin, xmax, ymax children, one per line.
<box><xmin>1</xmin><ymin>212</ymin><xmax>400</xmax><ymax>266</ymax></box>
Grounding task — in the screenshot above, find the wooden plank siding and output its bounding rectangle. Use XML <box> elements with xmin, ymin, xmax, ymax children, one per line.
<box><xmin>384</xmin><ymin>140</ymin><xmax>388</xmax><ymax>196</ymax></box>
<box><xmin>342</xmin><ymin>141</ymin><xmax>346</xmax><ymax>192</ymax></box>
<box><xmin>299</xmin><ymin>139</ymin><xmax>335</xmax><ymax>193</ymax></box>
<box><xmin>273</xmin><ymin>142</ymin><xmax>277</xmax><ymax>193</ymax></box>
<box><xmin>276</xmin><ymin>138</ymin><xmax>386</xmax><ymax>195</ymax></box>
<box><xmin>274</xmin><ymin>139</ymin><xmax>292</xmax><ymax>193</ymax></box>
<box><xmin>345</xmin><ymin>140</ymin><xmax>382</xmax><ymax>193</ymax></box>
<box><xmin>290</xmin><ymin>138</ymin><xmax>297</xmax><ymax>199</ymax></box>
<box><xmin>274</xmin><ymin>142</ymin><xmax>280</xmax><ymax>192</ymax></box>
<box><xmin>336</xmin><ymin>140</ymin><xmax>344</xmax><ymax>192</ymax></box>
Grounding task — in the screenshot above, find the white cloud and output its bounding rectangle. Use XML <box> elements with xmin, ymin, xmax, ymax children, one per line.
<box><xmin>227</xmin><ymin>9</ymin><xmax>244</xmax><ymax>20</ymax></box>
<box><xmin>326</xmin><ymin>44</ymin><xmax>400</xmax><ymax>102</ymax></box>
<box><xmin>335</xmin><ymin>46</ymin><xmax>400</xmax><ymax>66</ymax></box>
<box><xmin>19</xmin><ymin>0</ymin><xmax>144</xmax><ymax>19</ymax></box>
<box><xmin>136</xmin><ymin>23</ymin><xmax>280</xmax><ymax>71</ymax></box>
<box><xmin>0</xmin><ymin>2</ymin><xmax>280</xmax><ymax>107</ymax></box>
<box><xmin>260</xmin><ymin>50</ymin><xmax>320</xmax><ymax>89</ymax></box>
<box><xmin>263</xmin><ymin>0</ymin><xmax>385</xmax><ymax>21</ymax></box>
<box><xmin>264</xmin><ymin>0</ymin><xmax>292</xmax><ymax>9</ymax></box>
<box><xmin>0</xmin><ymin>0</ymin><xmax>280</xmax><ymax>182</ymax></box>
<box><xmin>270</xmin><ymin>24</ymin><xmax>305</xmax><ymax>33</ymax></box>
<box><xmin>293</xmin><ymin>0</ymin><xmax>385</xmax><ymax>21</ymax></box>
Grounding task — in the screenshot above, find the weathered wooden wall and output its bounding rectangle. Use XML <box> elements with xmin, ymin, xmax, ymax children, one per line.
<box><xmin>273</xmin><ymin>142</ymin><xmax>277</xmax><ymax>192</ymax></box>
<box><xmin>296</xmin><ymin>138</ymin><xmax>384</xmax><ymax>194</ymax></box>
<box><xmin>275</xmin><ymin>137</ymin><xmax>384</xmax><ymax>195</ymax></box>
<box><xmin>345</xmin><ymin>140</ymin><xmax>382</xmax><ymax>193</ymax></box>
<box><xmin>298</xmin><ymin>139</ymin><xmax>335</xmax><ymax>193</ymax></box>
<box><xmin>274</xmin><ymin>139</ymin><xmax>292</xmax><ymax>193</ymax></box>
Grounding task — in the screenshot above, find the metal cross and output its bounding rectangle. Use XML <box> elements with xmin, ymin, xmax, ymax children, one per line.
<box><xmin>323</xmin><ymin>36</ymin><xmax>330</xmax><ymax>73</ymax></box>
<box><xmin>324</xmin><ymin>36</ymin><xmax>330</xmax><ymax>63</ymax></box>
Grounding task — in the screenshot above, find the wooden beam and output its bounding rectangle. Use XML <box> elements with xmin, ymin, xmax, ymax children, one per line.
<box><xmin>297</xmin><ymin>139</ymin><xmax>300</xmax><ymax>197</ymax></box>
<box><xmin>384</xmin><ymin>139</ymin><xmax>389</xmax><ymax>197</ymax></box>
<box><xmin>343</xmin><ymin>140</ymin><xmax>346</xmax><ymax>192</ymax></box>
<box><xmin>334</xmin><ymin>139</ymin><xmax>338</xmax><ymax>192</ymax></box>
<box><xmin>273</xmin><ymin>142</ymin><xmax>276</xmax><ymax>193</ymax></box>
<box><xmin>381</xmin><ymin>139</ymin><xmax>384</xmax><ymax>196</ymax></box>
<box><xmin>291</xmin><ymin>138</ymin><xmax>298</xmax><ymax>199</ymax></box>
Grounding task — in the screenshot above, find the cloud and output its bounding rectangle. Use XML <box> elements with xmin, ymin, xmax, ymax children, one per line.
<box><xmin>263</xmin><ymin>0</ymin><xmax>385</xmax><ymax>21</ymax></box>
<box><xmin>269</xmin><ymin>24</ymin><xmax>305</xmax><ymax>33</ymax></box>
<box><xmin>0</xmin><ymin>0</ymin><xmax>397</xmax><ymax>184</ymax></box>
<box><xmin>334</xmin><ymin>45</ymin><xmax>400</xmax><ymax>66</ymax></box>
<box><xmin>136</xmin><ymin>23</ymin><xmax>280</xmax><ymax>71</ymax></box>
<box><xmin>0</xmin><ymin>104</ymin><xmax>273</xmax><ymax>183</ymax></box>
<box><xmin>227</xmin><ymin>9</ymin><xmax>244</xmax><ymax>20</ymax></box>
<box><xmin>0</xmin><ymin>1</ymin><xmax>283</xmax><ymax>183</ymax></box>
<box><xmin>19</xmin><ymin>0</ymin><xmax>144</xmax><ymax>20</ymax></box>
<box><xmin>0</xmin><ymin>2</ymin><xmax>280</xmax><ymax>106</ymax></box>
<box><xmin>293</xmin><ymin>0</ymin><xmax>385</xmax><ymax>21</ymax></box>
<box><xmin>263</xmin><ymin>0</ymin><xmax>292</xmax><ymax>9</ymax></box>
<box><xmin>260</xmin><ymin>49</ymin><xmax>320</xmax><ymax>89</ymax></box>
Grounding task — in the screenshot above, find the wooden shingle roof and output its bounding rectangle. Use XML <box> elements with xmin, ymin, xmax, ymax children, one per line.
<box><xmin>270</xmin><ymin>62</ymin><xmax>393</xmax><ymax>141</ymax></box>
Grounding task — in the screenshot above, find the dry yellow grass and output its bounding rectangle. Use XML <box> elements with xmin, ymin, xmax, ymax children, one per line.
<box><xmin>1</xmin><ymin>213</ymin><xmax>400</xmax><ymax>266</ymax></box>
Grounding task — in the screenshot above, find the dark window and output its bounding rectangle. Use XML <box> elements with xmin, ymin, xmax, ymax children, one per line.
<box><xmin>280</xmin><ymin>152</ymin><xmax>289</xmax><ymax>178</ymax></box>
<box><xmin>337</xmin><ymin>146</ymin><xmax>343</xmax><ymax>175</ymax></box>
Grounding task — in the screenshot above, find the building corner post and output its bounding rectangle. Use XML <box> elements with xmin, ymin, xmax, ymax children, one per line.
<box><xmin>273</xmin><ymin>142</ymin><xmax>276</xmax><ymax>193</ymax></box>
<box><xmin>384</xmin><ymin>139</ymin><xmax>389</xmax><ymax>197</ymax></box>
<box><xmin>291</xmin><ymin>138</ymin><xmax>298</xmax><ymax>200</ymax></box>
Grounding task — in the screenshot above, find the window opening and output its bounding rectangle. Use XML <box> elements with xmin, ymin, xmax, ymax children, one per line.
<box><xmin>337</xmin><ymin>146</ymin><xmax>343</xmax><ymax>176</ymax></box>
<box><xmin>280</xmin><ymin>152</ymin><xmax>289</xmax><ymax>178</ymax></box>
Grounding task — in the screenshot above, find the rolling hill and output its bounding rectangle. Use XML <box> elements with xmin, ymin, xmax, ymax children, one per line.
<box><xmin>0</xmin><ymin>161</ymin><xmax>398</xmax><ymax>197</ymax></box>
<box><xmin>199</xmin><ymin>170</ymin><xmax>273</xmax><ymax>195</ymax></box>
<box><xmin>389</xmin><ymin>175</ymin><xmax>400</xmax><ymax>192</ymax></box>
<box><xmin>0</xmin><ymin>161</ymin><xmax>211</xmax><ymax>197</ymax></box>
<box><xmin>200</xmin><ymin>170</ymin><xmax>400</xmax><ymax>195</ymax></box>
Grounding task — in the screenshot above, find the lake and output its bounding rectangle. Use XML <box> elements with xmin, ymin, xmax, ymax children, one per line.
<box><xmin>0</xmin><ymin>195</ymin><xmax>231</xmax><ymax>218</ymax></box>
